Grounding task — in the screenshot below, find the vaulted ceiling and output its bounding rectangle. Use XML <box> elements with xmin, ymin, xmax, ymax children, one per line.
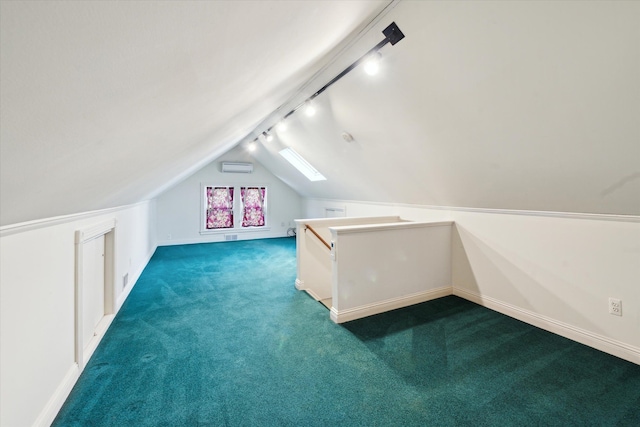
<box><xmin>2</xmin><ymin>1</ymin><xmax>638</xmax><ymax>227</ymax></box>
<box><xmin>0</xmin><ymin>0</ymin><xmax>391</xmax><ymax>226</ymax></box>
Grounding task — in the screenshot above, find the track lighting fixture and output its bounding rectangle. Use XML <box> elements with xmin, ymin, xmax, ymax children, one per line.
<box><xmin>363</xmin><ymin>52</ymin><xmax>382</xmax><ymax>76</ymax></box>
<box><xmin>249</xmin><ymin>22</ymin><xmax>405</xmax><ymax>147</ymax></box>
<box><xmin>304</xmin><ymin>101</ymin><xmax>316</xmax><ymax>117</ymax></box>
<box><xmin>276</xmin><ymin>120</ymin><xmax>287</xmax><ymax>132</ymax></box>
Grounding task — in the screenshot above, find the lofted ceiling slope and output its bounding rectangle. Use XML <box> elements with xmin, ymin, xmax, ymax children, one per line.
<box><xmin>0</xmin><ymin>0</ymin><xmax>391</xmax><ymax>226</ymax></box>
<box><xmin>249</xmin><ymin>0</ymin><xmax>640</xmax><ymax>216</ymax></box>
<box><xmin>2</xmin><ymin>1</ymin><xmax>639</xmax><ymax>227</ymax></box>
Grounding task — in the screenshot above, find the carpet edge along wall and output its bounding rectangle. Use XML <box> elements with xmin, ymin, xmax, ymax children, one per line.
<box><xmin>53</xmin><ymin>238</ymin><xmax>640</xmax><ymax>427</ymax></box>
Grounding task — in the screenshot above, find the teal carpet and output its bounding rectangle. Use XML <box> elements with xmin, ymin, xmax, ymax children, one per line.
<box><xmin>53</xmin><ymin>238</ymin><xmax>640</xmax><ymax>426</ymax></box>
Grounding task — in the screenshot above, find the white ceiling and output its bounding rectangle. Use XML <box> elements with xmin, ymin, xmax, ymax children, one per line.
<box><xmin>0</xmin><ymin>0</ymin><xmax>391</xmax><ymax>226</ymax></box>
<box><xmin>252</xmin><ymin>0</ymin><xmax>640</xmax><ymax>216</ymax></box>
<box><xmin>2</xmin><ymin>0</ymin><xmax>639</xmax><ymax>226</ymax></box>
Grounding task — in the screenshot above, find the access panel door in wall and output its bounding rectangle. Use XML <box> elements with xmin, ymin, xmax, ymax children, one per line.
<box><xmin>82</xmin><ymin>234</ymin><xmax>105</xmax><ymax>351</ymax></box>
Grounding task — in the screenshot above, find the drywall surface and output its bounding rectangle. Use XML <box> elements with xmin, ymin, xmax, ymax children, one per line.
<box><xmin>452</xmin><ymin>210</ymin><xmax>640</xmax><ymax>357</ymax></box>
<box><xmin>330</xmin><ymin>221</ymin><xmax>452</xmax><ymax>319</ymax></box>
<box><xmin>155</xmin><ymin>146</ymin><xmax>303</xmax><ymax>245</ymax></box>
<box><xmin>304</xmin><ymin>198</ymin><xmax>639</xmax><ymax>361</ymax></box>
<box><xmin>255</xmin><ymin>1</ymin><xmax>640</xmax><ymax>216</ymax></box>
<box><xmin>0</xmin><ymin>201</ymin><xmax>156</xmax><ymax>427</ymax></box>
<box><xmin>295</xmin><ymin>216</ymin><xmax>403</xmax><ymax>301</ymax></box>
<box><xmin>0</xmin><ymin>1</ymin><xmax>390</xmax><ymax>226</ymax></box>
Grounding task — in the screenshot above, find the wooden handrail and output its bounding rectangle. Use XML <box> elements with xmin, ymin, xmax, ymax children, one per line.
<box><xmin>305</xmin><ymin>224</ymin><xmax>331</xmax><ymax>251</ymax></box>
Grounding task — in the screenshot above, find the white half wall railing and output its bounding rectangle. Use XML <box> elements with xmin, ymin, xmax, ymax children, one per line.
<box><xmin>295</xmin><ymin>216</ymin><xmax>453</xmax><ymax>323</ymax></box>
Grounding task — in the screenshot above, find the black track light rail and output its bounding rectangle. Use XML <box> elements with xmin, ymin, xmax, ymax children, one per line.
<box><xmin>257</xmin><ymin>22</ymin><xmax>405</xmax><ymax>140</ymax></box>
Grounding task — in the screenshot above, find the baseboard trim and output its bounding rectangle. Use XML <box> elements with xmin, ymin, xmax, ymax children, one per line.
<box><xmin>296</xmin><ymin>279</ymin><xmax>332</xmax><ymax>302</ymax></box>
<box><xmin>82</xmin><ymin>314</ymin><xmax>116</xmax><ymax>367</ymax></box>
<box><xmin>116</xmin><ymin>245</ymin><xmax>156</xmax><ymax>310</ymax></box>
<box><xmin>33</xmin><ymin>364</ymin><xmax>80</xmax><ymax>427</ymax></box>
<box><xmin>330</xmin><ymin>286</ymin><xmax>452</xmax><ymax>324</ymax></box>
<box><xmin>453</xmin><ymin>287</ymin><xmax>640</xmax><ymax>365</ymax></box>
<box><xmin>33</xmin><ymin>244</ymin><xmax>157</xmax><ymax>427</ymax></box>
<box><xmin>303</xmin><ymin>287</ymin><xmax>324</xmax><ymax>302</ymax></box>
<box><xmin>157</xmin><ymin>233</ymin><xmax>290</xmax><ymax>247</ymax></box>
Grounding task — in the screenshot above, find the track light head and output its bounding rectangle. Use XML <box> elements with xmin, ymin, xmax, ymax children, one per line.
<box><xmin>304</xmin><ymin>101</ymin><xmax>316</xmax><ymax>117</ymax></box>
<box><xmin>249</xmin><ymin>22</ymin><xmax>404</xmax><ymax>141</ymax></box>
<box><xmin>276</xmin><ymin>120</ymin><xmax>287</xmax><ymax>132</ymax></box>
<box><xmin>363</xmin><ymin>52</ymin><xmax>382</xmax><ymax>76</ymax></box>
<box><xmin>383</xmin><ymin>21</ymin><xmax>405</xmax><ymax>45</ymax></box>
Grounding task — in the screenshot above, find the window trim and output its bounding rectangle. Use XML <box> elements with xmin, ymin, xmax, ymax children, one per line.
<box><xmin>200</xmin><ymin>183</ymin><xmax>271</xmax><ymax>235</ymax></box>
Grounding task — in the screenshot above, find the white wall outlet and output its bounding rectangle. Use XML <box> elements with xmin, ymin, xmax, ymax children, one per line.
<box><xmin>123</xmin><ymin>273</ymin><xmax>129</xmax><ymax>290</ymax></box>
<box><xmin>167</xmin><ymin>233</ymin><xmax>172</xmax><ymax>240</ymax></box>
<box><xmin>608</xmin><ymin>298</ymin><xmax>622</xmax><ymax>316</ymax></box>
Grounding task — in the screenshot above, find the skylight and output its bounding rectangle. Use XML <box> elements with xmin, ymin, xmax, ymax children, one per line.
<box><xmin>279</xmin><ymin>148</ymin><xmax>326</xmax><ymax>181</ymax></box>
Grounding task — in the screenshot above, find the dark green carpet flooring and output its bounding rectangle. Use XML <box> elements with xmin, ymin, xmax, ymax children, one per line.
<box><xmin>53</xmin><ymin>237</ymin><xmax>640</xmax><ymax>426</ymax></box>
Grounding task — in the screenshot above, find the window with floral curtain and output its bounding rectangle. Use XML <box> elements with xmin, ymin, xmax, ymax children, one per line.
<box><xmin>206</xmin><ymin>186</ymin><xmax>234</xmax><ymax>229</ymax></box>
<box><xmin>241</xmin><ymin>187</ymin><xmax>266</xmax><ymax>227</ymax></box>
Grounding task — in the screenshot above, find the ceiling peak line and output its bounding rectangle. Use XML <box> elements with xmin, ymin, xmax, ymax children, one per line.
<box><xmin>248</xmin><ymin>21</ymin><xmax>406</xmax><ymax>151</ymax></box>
<box><xmin>261</xmin><ymin>0</ymin><xmax>401</xmax><ymax>128</ymax></box>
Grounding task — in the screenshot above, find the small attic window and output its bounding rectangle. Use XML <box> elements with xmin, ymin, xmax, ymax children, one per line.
<box><xmin>279</xmin><ymin>148</ymin><xmax>326</xmax><ymax>181</ymax></box>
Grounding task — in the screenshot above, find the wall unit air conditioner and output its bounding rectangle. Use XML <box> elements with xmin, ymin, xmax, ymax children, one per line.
<box><xmin>221</xmin><ymin>162</ymin><xmax>253</xmax><ymax>173</ymax></box>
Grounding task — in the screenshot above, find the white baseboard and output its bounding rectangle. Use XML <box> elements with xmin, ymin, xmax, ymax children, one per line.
<box><xmin>32</xmin><ymin>364</ymin><xmax>80</xmax><ymax>427</ymax></box>
<box><xmin>116</xmin><ymin>245</ymin><xmax>156</xmax><ymax>310</ymax></box>
<box><xmin>157</xmin><ymin>233</ymin><xmax>290</xmax><ymax>247</ymax></box>
<box><xmin>298</xmin><ymin>282</ymin><xmax>325</xmax><ymax>302</ymax></box>
<box><xmin>454</xmin><ymin>287</ymin><xmax>640</xmax><ymax>365</ymax></box>
<box><xmin>33</xmin><ymin>244</ymin><xmax>157</xmax><ymax>427</ymax></box>
<box><xmin>296</xmin><ymin>279</ymin><xmax>333</xmax><ymax>302</ymax></box>
<box><xmin>330</xmin><ymin>286</ymin><xmax>452</xmax><ymax>324</ymax></box>
<box><xmin>82</xmin><ymin>314</ymin><xmax>116</xmax><ymax>367</ymax></box>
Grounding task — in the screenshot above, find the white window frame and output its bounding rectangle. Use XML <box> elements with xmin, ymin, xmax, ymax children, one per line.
<box><xmin>200</xmin><ymin>183</ymin><xmax>271</xmax><ymax>234</ymax></box>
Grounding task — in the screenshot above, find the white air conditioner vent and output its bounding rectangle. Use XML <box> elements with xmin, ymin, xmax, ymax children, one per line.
<box><xmin>221</xmin><ymin>162</ymin><xmax>253</xmax><ymax>173</ymax></box>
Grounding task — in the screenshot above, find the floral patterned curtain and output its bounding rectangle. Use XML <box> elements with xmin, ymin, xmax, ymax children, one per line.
<box><xmin>241</xmin><ymin>187</ymin><xmax>265</xmax><ymax>227</ymax></box>
<box><xmin>206</xmin><ymin>186</ymin><xmax>234</xmax><ymax>229</ymax></box>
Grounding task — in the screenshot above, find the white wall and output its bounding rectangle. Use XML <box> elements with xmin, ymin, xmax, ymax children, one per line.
<box><xmin>330</xmin><ymin>221</ymin><xmax>452</xmax><ymax>323</ymax></box>
<box><xmin>304</xmin><ymin>198</ymin><xmax>640</xmax><ymax>363</ymax></box>
<box><xmin>0</xmin><ymin>201</ymin><xmax>157</xmax><ymax>427</ymax></box>
<box><xmin>294</xmin><ymin>216</ymin><xmax>403</xmax><ymax>301</ymax></box>
<box><xmin>452</xmin><ymin>210</ymin><xmax>640</xmax><ymax>362</ymax></box>
<box><xmin>155</xmin><ymin>146</ymin><xmax>303</xmax><ymax>245</ymax></box>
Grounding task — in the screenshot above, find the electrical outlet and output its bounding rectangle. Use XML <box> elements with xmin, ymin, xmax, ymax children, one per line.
<box><xmin>167</xmin><ymin>234</ymin><xmax>172</xmax><ymax>240</ymax></box>
<box><xmin>608</xmin><ymin>298</ymin><xmax>622</xmax><ymax>316</ymax></box>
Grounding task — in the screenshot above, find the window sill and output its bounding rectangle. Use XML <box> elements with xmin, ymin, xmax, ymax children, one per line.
<box><xmin>199</xmin><ymin>227</ymin><xmax>271</xmax><ymax>235</ymax></box>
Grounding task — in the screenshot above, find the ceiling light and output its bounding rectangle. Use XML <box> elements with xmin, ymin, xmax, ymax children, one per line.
<box><xmin>276</xmin><ymin>121</ymin><xmax>287</xmax><ymax>132</ymax></box>
<box><xmin>249</xmin><ymin>22</ymin><xmax>404</xmax><ymax>139</ymax></box>
<box><xmin>279</xmin><ymin>148</ymin><xmax>326</xmax><ymax>181</ymax></box>
<box><xmin>264</xmin><ymin>131</ymin><xmax>273</xmax><ymax>142</ymax></box>
<box><xmin>304</xmin><ymin>101</ymin><xmax>316</xmax><ymax>117</ymax></box>
<box><xmin>248</xmin><ymin>141</ymin><xmax>257</xmax><ymax>152</ymax></box>
<box><xmin>363</xmin><ymin>52</ymin><xmax>382</xmax><ymax>76</ymax></box>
